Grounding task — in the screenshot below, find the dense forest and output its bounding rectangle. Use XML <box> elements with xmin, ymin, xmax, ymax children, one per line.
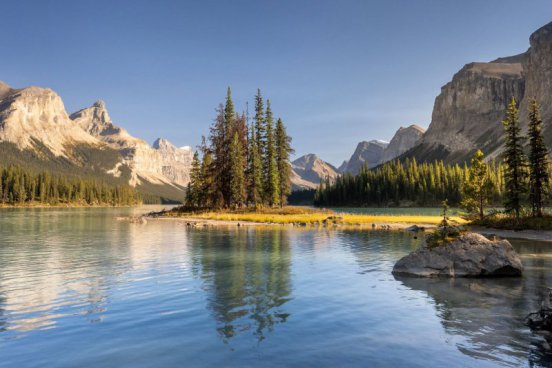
<box><xmin>185</xmin><ymin>88</ymin><xmax>293</xmax><ymax>209</ymax></box>
<box><xmin>314</xmin><ymin>158</ymin><xmax>505</xmax><ymax>207</ymax></box>
<box><xmin>315</xmin><ymin>98</ymin><xmax>551</xmax><ymax>223</ymax></box>
<box><xmin>0</xmin><ymin>165</ymin><xmax>141</xmax><ymax>206</ymax></box>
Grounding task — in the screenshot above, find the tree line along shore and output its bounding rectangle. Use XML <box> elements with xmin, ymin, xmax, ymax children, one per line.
<box><xmin>312</xmin><ymin>98</ymin><xmax>551</xmax><ymax>230</ymax></box>
<box><xmin>0</xmin><ymin>164</ymin><xmax>141</xmax><ymax>206</ymax></box>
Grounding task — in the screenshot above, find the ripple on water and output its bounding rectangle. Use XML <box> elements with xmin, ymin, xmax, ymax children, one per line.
<box><xmin>0</xmin><ymin>208</ymin><xmax>551</xmax><ymax>367</ymax></box>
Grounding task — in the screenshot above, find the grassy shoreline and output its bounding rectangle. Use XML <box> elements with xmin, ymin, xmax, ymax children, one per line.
<box><xmin>0</xmin><ymin>203</ymin><xmax>138</xmax><ymax>209</ymax></box>
<box><xmin>149</xmin><ymin>206</ymin><xmax>466</xmax><ymax>227</ymax></box>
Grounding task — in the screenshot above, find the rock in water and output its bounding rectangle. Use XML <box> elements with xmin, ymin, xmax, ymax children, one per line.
<box><xmin>392</xmin><ymin>233</ymin><xmax>523</xmax><ymax>277</ymax></box>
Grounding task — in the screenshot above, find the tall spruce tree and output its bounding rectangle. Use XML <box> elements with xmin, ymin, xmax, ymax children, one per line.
<box><xmin>275</xmin><ymin>118</ymin><xmax>293</xmax><ymax>207</ymax></box>
<box><xmin>461</xmin><ymin>150</ymin><xmax>492</xmax><ymax>220</ymax></box>
<box><xmin>528</xmin><ymin>99</ymin><xmax>550</xmax><ymax>217</ymax></box>
<box><xmin>188</xmin><ymin>151</ymin><xmax>202</xmax><ymax>207</ymax></box>
<box><xmin>248</xmin><ymin>123</ymin><xmax>263</xmax><ymax>206</ymax></box>
<box><xmin>502</xmin><ymin>97</ymin><xmax>527</xmax><ymax>223</ymax></box>
<box><xmin>264</xmin><ymin>100</ymin><xmax>280</xmax><ymax>206</ymax></box>
<box><xmin>209</xmin><ymin>104</ymin><xmax>227</xmax><ymax>208</ymax></box>
<box><xmin>229</xmin><ymin>132</ymin><xmax>246</xmax><ymax>208</ymax></box>
<box><xmin>253</xmin><ymin>89</ymin><xmax>266</xmax><ymax>200</ymax></box>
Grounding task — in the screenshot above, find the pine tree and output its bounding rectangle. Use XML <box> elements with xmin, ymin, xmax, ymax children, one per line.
<box><xmin>275</xmin><ymin>118</ymin><xmax>294</xmax><ymax>207</ymax></box>
<box><xmin>461</xmin><ymin>150</ymin><xmax>492</xmax><ymax>220</ymax></box>
<box><xmin>253</xmin><ymin>89</ymin><xmax>265</xmax><ymax>200</ymax></box>
<box><xmin>527</xmin><ymin>98</ymin><xmax>550</xmax><ymax>217</ymax></box>
<box><xmin>502</xmin><ymin>97</ymin><xmax>528</xmax><ymax>223</ymax></box>
<box><xmin>188</xmin><ymin>151</ymin><xmax>202</xmax><ymax>207</ymax></box>
<box><xmin>209</xmin><ymin>104</ymin><xmax>227</xmax><ymax>208</ymax></box>
<box><xmin>229</xmin><ymin>132</ymin><xmax>246</xmax><ymax>208</ymax></box>
<box><xmin>248</xmin><ymin>123</ymin><xmax>263</xmax><ymax>207</ymax></box>
<box><xmin>264</xmin><ymin>100</ymin><xmax>280</xmax><ymax>206</ymax></box>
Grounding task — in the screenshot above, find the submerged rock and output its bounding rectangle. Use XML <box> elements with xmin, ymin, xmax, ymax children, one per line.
<box><xmin>392</xmin><ymin>233</ymin><xmax>523</xmax><ymax>278</ymax></box>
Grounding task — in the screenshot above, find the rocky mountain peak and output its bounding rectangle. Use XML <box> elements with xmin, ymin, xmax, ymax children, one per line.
<box><xmin>382</xmin><ymin>124</ymin><xmax>425</xmax><ymax>162</ymax></box>
<box><xmin>152</xmin><ymin>138</ymin><xmax>176</xmax><ymax>151</ymax></box>
<box><xmin>0</xmin><ymin>81</ymin><xmax>13</xmax><ymax>99</ymax></box>
<box><xmin>0</xmin><ymin>84</ymin><xmax>97</xmax><ymax>156</ymax></box>
<box><xmin>292</xmin><ymin>153</ymin><xmax>320</xmax><ymax>169</ymax></box>
<box><xmin>340</xmin><ymin>140</ymin><xmax>388</xmax><ymax>174</ymax></box>
<box><xmin>291</xmin><ymin>153</ymin><xmax>339</xmax><ymax>190</ymax></box>
<box><xmin>93</xmin><ymin>99</ymin><xmax>107</xmax><ymax>109</ymax></box>
<box><xmin>529</xmin><ymin>21</ymin><xmax>552</xmax><ymax>46</ymax></box>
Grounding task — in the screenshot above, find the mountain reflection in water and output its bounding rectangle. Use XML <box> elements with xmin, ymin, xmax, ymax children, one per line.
<box><xmin>1</xmin><ymin>207</ymin><xmax>552</xmax><ymax>367</ymax></box>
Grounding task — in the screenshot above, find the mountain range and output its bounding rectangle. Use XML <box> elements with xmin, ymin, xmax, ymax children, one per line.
<box><xmin>2</xmin><ymin>21</ymin><xmax>552</xmax><ymax>199</ymax></box>
<box><xmin>0</xmin><ymin>81</ymin><xmax>192</xmax><ymax>202</ymax></box>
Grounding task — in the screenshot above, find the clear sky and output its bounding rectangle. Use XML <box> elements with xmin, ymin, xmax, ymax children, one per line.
<box><xmin>1</xmin><ymin>1</ymin><xmax>551</xmax><ymax>166</ymax></box>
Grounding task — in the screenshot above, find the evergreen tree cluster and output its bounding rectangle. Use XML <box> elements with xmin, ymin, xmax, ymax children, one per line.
<box><xmin>0</xmin><ymin>165</ymin><xmax>140</xmax><ymax>206</ymax></box>
<box><xmin>501</xmin><ymin>97</ymin><xmax>550</xmax><ymax>221</ymax></box>
<box><xmin>315</xmin><ymin>97</ymin><xmax>552</xmax><ymax>220</ymax></box>
<box><xmin>313</xmin><ymin>158</ymin><xmax>505</xmax><ymax>207</ymax></box>
<box><xmin>186</xmin><ymin>88</ymin><xmax>293</xmax><ymax>209</ymax></box>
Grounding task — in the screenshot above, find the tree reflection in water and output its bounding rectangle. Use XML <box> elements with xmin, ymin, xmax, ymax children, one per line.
<box><xmin>189</xmin><ymin>228</ymin><xmax>292</xmax><ymax>342</ymax></box>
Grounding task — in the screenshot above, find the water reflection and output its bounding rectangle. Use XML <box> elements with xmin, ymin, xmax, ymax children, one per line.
<box><xmin>189</xmin><ymin>228</ymin><xmax>292</xmax><ymax>342</ymax></box>
<box><xmin>394</xmin><ymin>238</ymin><xmax>552</xmax><ymax>367</ymax></box>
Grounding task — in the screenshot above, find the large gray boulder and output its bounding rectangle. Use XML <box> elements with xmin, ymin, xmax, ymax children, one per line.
<box><xmin>392</xmin><ymin>233</ymin><xmax>523</xmax><ymax>277</ymax></box>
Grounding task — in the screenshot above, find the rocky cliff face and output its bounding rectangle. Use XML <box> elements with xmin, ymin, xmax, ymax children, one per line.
<box><xmin>521</xmin><ymin>21</ymin><xmax>552</xmax><ymax>148</ymax></box>
<box><xmin>152</xmin><ymin>138</ymin><xmax>193</xmax><ymax>186</ymax></box>
<box><xmin>0</xmin><ymin>81</ymin><xmax>193</xmax><ymax>200</ymax></box>
<box><xmin>69</xmin><ymin>101</ymin><xmax>193</xmax><ymax>187</ymax></box>
<box><xmin>409</xmin><ymin>21</ymin><xmax>552</xmax><ymax>163</ymax></box>
<box><xmin>0</xmin><ymin>83</ymin><xmax>99</xmax><ymax>157</ymax></box>
<box><xmin>411</xmin><ymin>61</ymin><xmax>525</xmax><ymax>163</ymax></box>
<box><xmin>340</xmin><ymin>140</ymin><xmax>388</xmax><ymax>174</ymax></box>
<box><xmin>382</xmin><ymin>124</ymin><xmax>425</xmax><ymax>162</ymax></box>
<box><xmin>291</xmin><ymin>154</ymin><xmax>339</xmax><ymax>190</ymax></box>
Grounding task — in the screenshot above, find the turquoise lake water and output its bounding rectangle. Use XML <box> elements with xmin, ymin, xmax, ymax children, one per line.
<box><xmin>1</xmin><ymin>207</ymin><xmax>551</xmax><ymax>367</ymax></box>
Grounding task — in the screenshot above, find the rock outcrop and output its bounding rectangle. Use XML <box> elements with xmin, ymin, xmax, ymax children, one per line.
<box><xmin>152</xmin><ymin>138</ymin><xmax>193</xmax><ymax>186</ymax></box>
<box><xmin>0</xmin><ymin>82</ymin><xmax>99</xmax><ymax>157</ymax></box>
<box><xmin>408</xmin><ymin>21</ymin><xmax>552</xmax><ymax>164</ymax></box>
<box><xmin>340</xmin><ymin>140</ymin><xmax>388</xmax><ymax>174</ymax></box>
<box><xmin>410</xmin><ymin>61</ymin><xmax>524</xmax><ymax>163</ymax></box>
<box><xmin>520</xmin><ymin>21</ymin><xmax>552</xmax><ymax>149</ymax></box>
<box><xmin>291</xmin><ymin>154</ymin><xmax>339</xmax><ymax>190</ymax></box>
<box><xmin>70</xmin><ymin>101</ymin><xmax>193</xmax><ymax>187</ymax></box>
<box><xmin>392</xmin><ymin>233</ymin><xmax>523</xmax><ymax>278</ymax></box>
<box><xmin>381</xmin><ymin>124</ymin><xmax>425</xmax><ymax>163</ymax></box>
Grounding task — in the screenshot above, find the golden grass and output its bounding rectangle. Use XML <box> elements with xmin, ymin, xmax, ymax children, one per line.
<box><xmin>164</xmin><ymin>206</ymin><xmax>466</xmax><ymax>225</ymax></box>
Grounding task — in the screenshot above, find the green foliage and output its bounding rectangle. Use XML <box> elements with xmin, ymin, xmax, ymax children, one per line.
<box><xmin>247</xmin><ymin>122</ymin><xmax>263</xmax><ymax>206</ymax></box>
<box><xmin>190</xmin><ymin>88</ymin><xmax>293</xmax><ymax>210</ymax></box>
<box><xmin>472</xmin><ymin>212</ymin><xmax>552</xmax><ymax>231</ymax></box>
<box><xmin>275</xmin><ymin>118</ymin><xmax>294</xmax><ymax>207</ymax></box>
<box><xmin>461</xmin><ymin>150</ymin><xmax>493</xmax><ymax>220</ymax></box>
<box><xmin>426</xmin><ymin>225</ymin><xmax>463</xmax><ymax>249</ymax></box>
<box><xmin>315</xmin><ymin>158</ymin><xmax>504</xmax><ymax>207</ymax></box>
<box><xmin>186</xmin><ymin>151</ymin><xmax>202</xmax><ymax>207</ymax></box>
<box><xmin>229</xmin><ymin>132</ymin><xmax>246</xmax><ymax>208</ymax></box>
<box><xmin>0</xmin><ymin>164</ymin><xmax>140</xmax><ymax>206</ymax></box>
<box><xmin>528</xmin><ymin>99</ymin><xmax>550</xmax><ymax>217</ymax></box>
<box><xmin>264</xmin><ymin>100</ymin><xmax>280</xmax><ymax>206</ymax></box>
<box><xmin>502</xmin><ymin>97</ymin><xmax>528</xmax><ymax>222</ymax></box>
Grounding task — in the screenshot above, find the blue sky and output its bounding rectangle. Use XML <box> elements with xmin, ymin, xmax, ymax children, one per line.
<box><xmin>1</xmin><ymin>1</ymin><xmax>551</xmax><ymax>165</ymax></box>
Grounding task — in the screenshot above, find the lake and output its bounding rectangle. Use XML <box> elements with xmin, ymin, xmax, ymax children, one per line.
<box><xmin>1</xmin><ymin>207</ymin><xmax>551</xmax><ymax>367</ymax></box>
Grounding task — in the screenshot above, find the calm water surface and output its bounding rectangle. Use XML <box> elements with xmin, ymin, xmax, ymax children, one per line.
<box><xmin>1</xmin><ymin>207</ymin><xmax>552</xmax><ymax>367</ymax></box>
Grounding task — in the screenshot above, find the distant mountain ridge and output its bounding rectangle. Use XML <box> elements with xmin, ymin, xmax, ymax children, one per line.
<box><xmin>340</xmin><ymin>124</ymin><xmax>425</xmax><ymax>174</ymax></box>
<box><xmin>290</xmin><ymin>154</ymin><xmax>339</xmax><ymax>190</ymax></box>
<box><xmin>0</xmin><ymin>81</ymin><xmax>192</xmax><ymax>202</ymax></box>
